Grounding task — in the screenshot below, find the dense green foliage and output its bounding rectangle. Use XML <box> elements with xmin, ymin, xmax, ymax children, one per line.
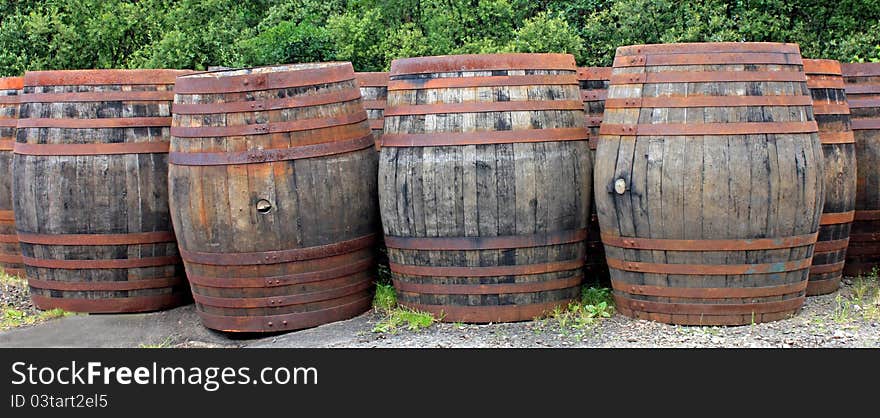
<box><xmin>0</xmin><ymin>0</ymin><xmax>878</xmax><ymax>75</ymax></box>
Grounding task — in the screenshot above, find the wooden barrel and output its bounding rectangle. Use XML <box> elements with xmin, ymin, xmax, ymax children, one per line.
<box><xmin>169</xmin><ymin>63</ymin><xmax>379</xmax><ymax>333</ymax></box>
<box><xmin>803</xmin><ymin>59</ymin><xmax>856</xmax><ymax>295</ymax></box>
<box><xmin>0</xmin><ymin>77</ymin><xmax>22</xmax><ymax>277</ymax></box>
<box><xmin>380</xmin><ymin>53</ymin><xmax>592</xmax><ymax>323</ymax></box>
<box><xmin>356</xmin><ymin>72</ymin><xmax>388</xmax><ymax>150</ymax></box>
<box><xmin>577</xmin><ymin>67</ymin><xmax>611</xmax><ymax>285</ymax></box>
<box><xmin>13</xmin><ymin>69</ymin><xmax>191</xmax><ymax>313</ymax></box>
<box><xmin>841</xmin><ymin>62</ymin><xmax>880</xmax><ymax>276</ymax></box>
<box><xmin>596</xmin><ymin>42</ymin><xmax>823</xmax><ymax>325</ymax></box>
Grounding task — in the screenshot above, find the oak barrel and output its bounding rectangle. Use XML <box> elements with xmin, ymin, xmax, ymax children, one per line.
<box><xmin>356</xmin><ymin>72</ymin><xmax>388</xmax><ymax>150</ymax></box>
<box><xmin>841</xmin><ymin>62</ymin><xmax>880</xmax><ymax>276</ymax></box>
<box><xmin>380</xmin><ymin>53</ymin><xmax>592</xmax><ymax>323</ymax></box>
<box><xmin>577</xmin><ymin>67</ymin><xmax>611</xmax><ymax>285</ymax></box>
<box><xmin>803</xmin><ymin>59</ymin><xmax>855</xmax><ymax>295</ymax></box>
<box><xmin>13</xmin><ymin>69</ymin><xmax>191</xmax><ymax>313</ymax></box>
<box><xmin>0</xmin><ymin>77</ymin><xmax>22</xmax><ymax>277</ymax></box>
<box><xmin>169</xmin><ymin>63</ymin><xmax>379</xmax><ymax>333</ymax></box>
<box><xmin>596</xmin><ymin>42</ymin><xmax>823</xmax><ymax>325</ymax></box>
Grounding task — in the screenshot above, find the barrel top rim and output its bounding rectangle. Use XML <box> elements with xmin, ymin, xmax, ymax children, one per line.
<box><xmin>355</xmin><ymin>71</ymin><xmax>389</xmax><ymax>87</ymax></box>
<box><xmin>177</xmin><ymin>62</ymin><xmax>354</xmax><ymax>79</ymax></box>
<box><xmin>0</xmin><ymin>76</ymin><xmax>23</xmax><ymax>90</ymax></box>
<box><xmin>24</xmin><ymin>69</ymin><xmax>192</xmax><ymax>86</ymax></box>
<box><xmin>576</xmin><ymin>67</ymin><xmax>612</xmax><ymax>80</ymax></box>
<box><xmin>803</xmin><ymin>59</ymin><xmax>842</xmax><ymax>76</ymax></box>
<box><xmin>390</xmin><ymin>53</ymin><xmax>577</xmax><ymax>76</ymax></box>
<box><xmin>842</xmin><ymin>62</ymin><xmax>880</xmax><ymax>77</ymax></box>
<box><xmin>615</xmin><ymin>42</ymin><xmax>802</xmax><ymax>56</ymax></box>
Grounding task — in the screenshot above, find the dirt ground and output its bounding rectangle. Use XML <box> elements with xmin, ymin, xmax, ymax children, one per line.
<box><xmin>1</xmin><ymin>276</ymin><xmax>878</xmax><ymax>348</ymax></box>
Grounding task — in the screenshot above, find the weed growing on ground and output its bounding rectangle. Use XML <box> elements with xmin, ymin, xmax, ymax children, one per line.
<box><xmin>372</xmin><ymin>282</ymin><xmax>397</xmax><ymax>311</ymax></box>
<box><xmin>539</xmin><ymin>286</ymin><xmax>615</xmax><ymax>338</ymax></box>
<box><xmin>139</xmin><ymin>337</ymin><xmax>173</xmax><ymax>349</ymax></box>
<box><xmin>371</xmin><ymin>282</ymin><xmax>437</xmax><ymax>334</ymax></box>
<box><xmin>0</xmin><ymin>307</ymin><xmax>71</xmax><ymax>331</ymax></box>
<box><xmin>847</xmin><ymin>268</ymin><xmax>880</xmax><ymax>322</ymax></box>
<box><xmin>0</xmin><ymin>270</ymin><xmax>26</xmax><ymax>287</ymax></box>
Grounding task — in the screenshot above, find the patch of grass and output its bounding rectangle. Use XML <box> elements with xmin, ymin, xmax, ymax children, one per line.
<box><xmin>848</xmin><ymin>269</ymin><xmax>880</xmax><ymax>322</ymax></box>
<box><xmin>372</xmin><ymin>307</ymin><xmax>437</xmax><ymax>334</ymax></box>
<box><xmin>1</xmin><ymin>307</ymin><xmax>72</xmax><ymax>331</ymax></box>
<box><xmin>139</xmin><ymin>337</ymin><xmax>173</xmax><ymax>349</ymax></box>
<box><xmin>540</xmin><ymin>286</ymin><xmax>615</xmax><ymax>337</ymax></box>
<box><xmin>372</xmin><ymin>282</ymin><xmax>397</xmax><ymax>312</ymax></box>
<box><xmin>832</xmin><ymin>294</ymin><xmax>853</xmax><ymax>324</ymax></box>
<box><xmin>0</xmin><ymin>270</ymin><xmax>26</xmax><ymax>287</ymax></box>
<box><xmin>370</xmin><ymin>282</ymin><xmax>438</xmax><ymax>334</ymax></box>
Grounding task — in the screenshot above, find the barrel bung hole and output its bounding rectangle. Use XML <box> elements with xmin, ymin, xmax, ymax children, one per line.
<box><xmin>256</xmin><ymin>199</ymin><xmax>273</xmax><ymax>214</ymax></box>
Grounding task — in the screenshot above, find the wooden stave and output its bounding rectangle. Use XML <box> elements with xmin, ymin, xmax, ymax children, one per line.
<box><xmin>381</xmin><ymin>54</ymin><xmax>591</xmax><ymax>323</ymax></box>
<box><xmin>169</xmin><ymin>63</ymin><xmax>379</xmax><ymax>332</ymax></box>
<box><xmin>13</xmin><ymin>70</ymin><xmax>189</xmax><ymax>313</ymax></box>
<box><xmin>596</xmin><ymin>43</ymin><xmax>822</xmax><ymax>326</ymax></box>
<box><xmin>841</xmin><ymin>62</ymin><xmax>880</xmax><ymax>277</ymax></box>
<box><xmin>0</xmin><ymin>77</ymin><xmax>22</xmax><ymax>277</ymax></box>
<box><xmin>803</xmin><ymin>59</ymin><xmax>856</xmax><ymax>295</ymax></box>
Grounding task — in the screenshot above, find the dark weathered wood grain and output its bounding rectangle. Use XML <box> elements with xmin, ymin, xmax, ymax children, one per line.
<box><xmin>841</xmin><ymin>62</ymin><xmax>880</xmax><ymax>277</ymax></box>
<box><xmin>13</xmin><ymin>70</ymin><xmax>189</xmax><ymax>313</ymax></box>
<box><xmin>804</xmin><ymin>59</ymin><xmax>856</xmax><ymax>295</ymax></box>
<box><xmin>0</xmin><ymin>77</ymin><xmax>22</xmax><ymax>277</ymax></box>
<box><xmin>381</xmin><ymin>54</ymin><xmax>591</xmax><ymax>323</ymax></box>
<box><xmin>597</xmin><ymin>43</ymin><xmax>823</xmax><ymax>325</ymax></box>
<box><xmin>170</xmin><ymin>63</ymin><xmax>379</xmax><ymax>333</ymax></box>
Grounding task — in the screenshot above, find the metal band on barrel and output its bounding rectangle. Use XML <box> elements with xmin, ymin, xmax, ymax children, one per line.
<box><xmin>384</xmin><ymin>100</ymin><xmax>583</xmax><ymax>116</ymax></box>
<box><xmin>847</xmin><ymin>98</ymin><xmax>880</xmax><ymax>109</ymax></box>
<box><xmin>599</xmin><ymin>121</ymin><xmax>818</xmax><ymax>136</ymax></box>
<box><xmin>819</xmin><ymin>131</ymin><xmax>856</xmax><ymax>144</ymax></box>
<box><xmin>196</xmin><ymin>295</ymin><xmax>373</xmax><ymax>332</ymax></box>
<box><xmin>811</xmin><ymin>102</ymin><xmax>850</xmax><ymax>115</ymax></box>
<box><xmin>610</xmin><ymin>71</ymin><xmax>806</xmax><ymax>84</ymax></box>
<box><xmin>805</xmin><ymin>77</ymin><xmax>846</xmax><ymax>89</ymax></box>
<box><xmin>0</xmin><ymin>233</ymin><xmax>19</xmax><ymax>243</ymax></box>
<box><xmin>606</xmin><ymin>257</ymin><xmax>812</xmax><ymax>275</ymax></box>
<box><xmin>20</xmin><ymin>90</ymin><xmax>175</xmax><ymax>103</ymax></box>
<box><xmin>187</xmin><ymin>258</ymin><xmax>375</xmax><ymax>289</ymax></box>
<box><xmin>170</xmin><ymin>111</ymin><xmax>367</xmax><ymax>138</ymax></box>
<box><xmin>387</xmin><ymin>74</ymin><xmax>579</xmax><ymax>91</ymax></box>
<box><xmin>17</xmin><ymin>231</ymin><xmax>175</xmax><ymax>246</ymax></box>
<box><xmin>17</xmin><ymin>117</ymin><xmax>171</xmax><ymax>129</ymax></box>
<box><xmin>355</xmin><ymin>72</ymin><xmax>388</xmax><ymax>87</ymax></box>
<box><xmin>169</xmin><ymin>134</ymin><xmax>373</xmax><ymax>166</ymax></box>
<box><xmin>174</xmin><ymin>64</ymin><xmax>355</xmax><ymax>94</ymax></box>
<box><xmin>0</xmin><ymin>210</ymin><xmax>14</xmax><ymax>221</ymax></box>
<box><xmin>381</xmin><ymin>127</ymin><xmax>589</xmax><ymax>147</ymax></box>
<box><xmin>0</xmin><ymin>139</ymin><xmax>13</xmax><ymax>151</ymax></box>
<box><xmin>600</xmin><ymin>231</ymin><xmax>817</xmax><ymax>251</ymax></box>
<box><xmin>393</xmin><ymin>275</ymin><xmax>581</xmax><ymax>295</ymax></box>
<box><xmin>854</xmin><ymin>210</ymin><xmax>880</xmax><ymax>221</ymax></box>
<box><xmin>604</xmin><ymin>95</ymin><xmax>812</xmax><ymax>109</ymax></box>
<box><xmin>616</xmin><ymin>42</ymin><xmax>801</xmax><ymax>56</ymax></box>
<box><xmin>577</xmin><ymin>67</ymin><xmax>612</xmax><ymax>80</ymax></box>
<box><xmin>14</xmin><ymin>141</ymin><xmax>170</xmax><ymax>156</ymax></box>
<box><xmin>820</xmin><ymin>211</ymin><xmax>855</xmax><ymax>225</ymax></box>
<box><xmin>23</xmin><ymin>69</ymin><xmax>189</xmax><ymax>87</ymax></box>
<box><xmin>611</xmin><ymin>279</ymin><xmax>807</xmax><ymax>298</ymax></box>
<box><xmin>172</xmin><ymin>89</ymin><xmax>362</xmax><ymax>115</ymax></box>
<box><xmin>193</xmin><ymin>279</ymin><xmax>372</xmax><ymax>309</ymax></box>
<box><xmin>851</xmin><ymin>118</ymin><xmax>880</xmax><ymax>131</ymax></box>
<box><xmin>27</xmin><ymin>276</ymin><xmax>184</xmax><ymax>291</ymax></box>
<box><xmin>0</xmin><ymin>254</ymin><xmax>22</xmax><ymax>264</ymax></box>
<box><xmin>613</xmin><ymin>294</ymin><xmax>805</xmax><ymax>315</ymax></box>
<box><xmin>362</xmin><ymin>100</ymin><xmax>386</xmax><ymax>110</ymax></box>
<box><xmin>613</xmin><ymin>52</ymin><xmax>803</xmax><ymax>67</ymax></box>
<box><xmin>813</xmin><ymin>237</ymin><xmax>850</xmax><ymax>253</ymax></box>
<box><xmin>384</xmin><ymin>228</ymin><xmax>587</xmax><ymax>251</ymax></box>
<box><xmin>389</xmin><ymin>258</ymin><xmax>584</xmax><ymax>277</ymax></box>
<box><xmin>390</xmin><ymin>53</ymin><xmax>576</xmax><ymax>75</ymax></box>
<box><xmin>180</xmin><ymin>234</ymin><xmax>376</xmax><ymax>266</ymax></box>
<box><xmin>21</xmin><ymin>255</ymin><xmax>181</xmax><ymax>269</ymax></box>
<box><xmin>581</xmin><ymin>90</ymin><xmax>608</xmax><ymax>101</ymax></box>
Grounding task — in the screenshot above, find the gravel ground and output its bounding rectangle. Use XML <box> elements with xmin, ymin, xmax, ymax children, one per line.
<box><xmin>328</xmin><ymin>279</ymin><xmax>880</xmax><ymax>348</ymax></box>
<box><xmin>2</xmin><ymin>275</ymin><xmax>879</xmax><ymax>348</ymax></box>
<box><xmin>0</xmin><ymin>274</ymin><xmax>37</xmax><ymax>317</ymax></box>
